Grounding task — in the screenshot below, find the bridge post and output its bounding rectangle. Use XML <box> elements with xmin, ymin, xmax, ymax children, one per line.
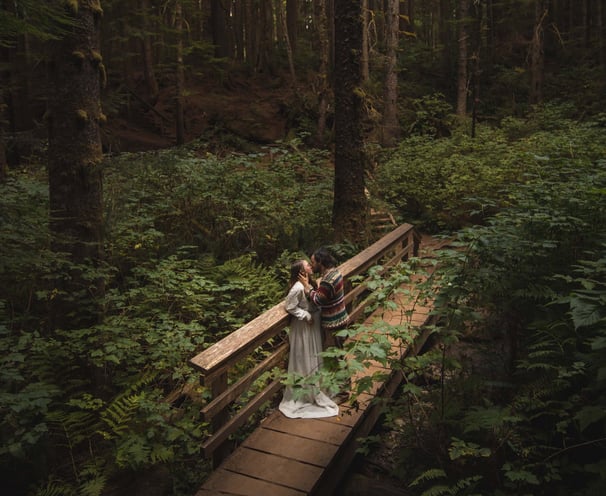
<box><xmin>209</xmin><ymin>371</ymin><xmax>230</xmax><ymax>468</ymax></box>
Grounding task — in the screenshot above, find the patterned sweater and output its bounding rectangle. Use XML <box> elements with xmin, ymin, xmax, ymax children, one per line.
<box><xmin>309</xmin><ymin>268</ymin><xmax>350</xmax><ymax>330</ymax></box>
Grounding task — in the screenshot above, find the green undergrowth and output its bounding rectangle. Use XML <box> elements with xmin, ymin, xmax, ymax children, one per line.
<box><xmin>373</xmin><ymin>104</ymin><xmax>606</xmax><ymax>232</ymax></box>
<box><xmin>351</xmin><ymin>112</ymin><xmax>606</xmax><ymax>495</ymax></box>
<box><xmin>2</xmin><ymin>107</ymin><xmax>606</xmax><ymax>495</ymax></box>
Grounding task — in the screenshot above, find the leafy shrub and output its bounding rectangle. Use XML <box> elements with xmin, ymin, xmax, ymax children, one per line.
<box><xmin>372</xmin><ymin>146</ymin><xmax>606</xmax><ymax>495</ymax></box>
<box><xmin>0</xmin><ymin>141</ymin><xmax>337</xmax><ymax>495</ymax></box>
<box><xmin>374</xmin><ymin>110</ymin><xmax>606</xmax><ymax>232</ymax></box>
<box><xmin>104</xmin><ymin>141</ymin><xmax>333</xmax><ymax>264</ymax></box>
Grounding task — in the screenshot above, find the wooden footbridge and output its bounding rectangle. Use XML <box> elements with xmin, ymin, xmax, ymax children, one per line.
<box><xmin>189</xmin><ymin>224</ymin><xmax>443</xmax><ymax>496</ymax></box>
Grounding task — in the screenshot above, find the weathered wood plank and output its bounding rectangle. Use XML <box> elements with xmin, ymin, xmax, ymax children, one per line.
<box><xmin>221</xmin><ymin>448</ymin><xmax>323</xmax><ymax>493</ymax></box>
<box><xmin>261</xmin><ymin>414</ymin><xmax>352</xmax><ymax>445</ymax></box>
<box><xmin>199</xmin><ymin>468</ymin><xmax>307</xmax><ymax>496</ymax></box>
<box><xmin>242</xmin><ymin>428</ymin><xmax>339</xmax><ymax>466</ymax></box>
<box><xmin>335</xmin><ymin>393</ymin><xmax>374</xmax><ymax>427</ymax></box>
<box><xmin>190</xmin><ymin>304</ymin><xmax>290</xmax><ymax>375</ymax></box>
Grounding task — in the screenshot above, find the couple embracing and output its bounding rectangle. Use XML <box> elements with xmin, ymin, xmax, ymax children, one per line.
<box><xmin>278</xmin><ymin>247</ymin><xmax>350</xmax><ymax>419</ymax></box>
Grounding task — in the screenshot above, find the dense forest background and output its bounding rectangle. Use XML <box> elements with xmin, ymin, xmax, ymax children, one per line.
<box><xmin>1</xmin><ymin>1</ymin><xmax>606</xmax><ymax>495</ymax></box>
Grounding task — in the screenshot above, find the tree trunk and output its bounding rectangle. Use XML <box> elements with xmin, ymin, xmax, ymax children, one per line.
<box><xmin>287</xmin><ymin>0</ymin><xmax>299</xmax><ymax>54</ymax></box>
<box><xmin>233</xmin><ymin>0</ymin><xmax>245</xmax><ymax>61</ymax></box>
<box><xmin>314</xmin><ymin>0</ymin><xmax>330</xmax><ymax>145</ymax></box>
<box><xmin>256</xmin><ymin>0</ymin><xmax>275</xmax><ymax>73</ymax></box>
<box><xmin>456</xmin><ymin>0</ymin><xmax>469</xmax><ymax>116</ymax></box>
<box><xmin>470</xmin><ymin>1</ymin><xmax>482</xmax><ymax>138</ymax></box>
<box><xmin>598</xmin><ymin>0</ymin><xmax>604</xmax><ymax>66</ymax></box>
<box><xmin>361</xmin><ymin>0</ymin><xmax>370</xmax><ymax>81</ymax></box>
<box><xmin>245</xmin><ymin>0</ymin><xmax>257</xmax><ymax>66</ymax></box>
<box><xmin>47</xmin><ymin>0</ymin><xmax>105</xmax><ymax>330</ymax></box>
<box><xmin>332</xmin><ymin>0</ymin><xmax>367</xmax><ymax>243</ymax></box>
<box><xmin>175</xmin><ymin>1</ymin><xmax>185</xmax><ymax>145</ymax></box>
<box><xmin>381</xmin><ymin>0</ymin><xmax>400</xmax><ymax>147</ymax></box>
<box><xmin>139</xmin><ymin>0</ymin><xmax>159</xmax><ymax>104</ymax></box>
<box><xmin>211</xmin><ymin>0</ymin><xmax>230</xmax><ymax>58</ymax></box>
<box><xmin>0</xmin><ymin>72</ymin><xmax>8</xmax><ymax>181</ymax></box>
<box><xmin>278</xmin><ymin>0</ymin><xmax>297</xmax><ymax>83</ymax></box>
<box><xmin>530</xmin><ymin>0</ymin><xmax>547</xmax><ymax>105</ymax></box>
<box><xmin>582</xmin><ymin>0</ymin><xmax>589</xmax><ymax>49</ymax></box>
<box><xmin>440</xmin><ymin>0</ymin><xmax>453</xmax><ymax>80</ymax></box>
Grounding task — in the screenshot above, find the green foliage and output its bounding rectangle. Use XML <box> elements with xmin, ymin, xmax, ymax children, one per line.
<box><xmin>0</xmin><ymin>0</ymin><xmax>76</xmax><ymax>47</ymax></box>
<box><xmin>4</xmin><ymin>104</ymin><xmax>606</xmax><ymax>495</ymax></box>
<box><xmin>405</xmin><ymin>93</ymin><xmax>456</xmax><ymax>138</ymax></box>
<box><xmin>354</xmin><ymin>118</ymin><xmax>606</xmax><ymax>495</ymax></box>
<box><xmin>104</xmin><ymin>141</ymin><xmax>333</xmax><ymax>263</ymax></box>
<box><xmin>374</xmin><ymin>106</ymin><xmax>606</xmax><ymax>231</ymax></box>
<box><xmin>0</xmin><ymin>142</ymin><xmax>336</xmax><ymax>494</ymax></box>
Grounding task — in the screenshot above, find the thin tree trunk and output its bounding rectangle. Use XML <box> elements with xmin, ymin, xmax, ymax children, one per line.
<box><xmin>175</xmin><ymin>1</ymin><xmax>185</xmax><ymax>145</ymax></box>
<box><xmin>440</xmin><ymin>0</ymin><xmax>453</xmax><ymax>78</ymax></box>
<box><xmin>484</xmin><ymin>0</ymin><xmax>494</xmax><ymax>62</ymax></box>
<box><xmin>471</xmin><ymin>1</ymin><xmax>482</xmax><ymax>137</ymax></box>
<box><xmin>287</xmin><ymin>0</ymin><xmax>299</xmax><ymax>54</ymax></box>
<box><xmin>255</xmin><ymin>1</ymin><xmax>275</xmax><ymax>73</ymax></box>
<box><xmin>211</xmin><ymin>0</ymin><xmax>230</xmax><ymax>58</ymax></box>
<box><xmin>47</xmin><ymin>0</ymin><xmax>105</xmax><ymax>330</ymax></box>
<box><xmin>139</xmin><ymin>0</ymin><xmax>159</xmax><ymax>104</ymax></box>
<box><xmin>381</xmin><ymin>0</ymin><xmax>400</xmax><ymax>146</ymax></box>
<box><xmin>233</xmin><ymin>0</ymin><xmax>244</xmax><ymax>61</ymax></box>
<box><xmin>0</xmin><ymin>71</ymin><xmax>8</xmax><ymax>181</ymax></box>
<box><xmin>332</xmin><ymin>0</ymin><xmax>367</xmax><ymax>243</ymax></box>
<box><xmin>314</xmin><ymin>0</ymin><xmax>330</xmax><ymax>145</ymax></box>
<box><xmin>530</xmin><ymin>0</ymin><xmax>547</xmax><ymax>105</ymax></box>
<box><xmin>245</xmin><ymin>0</ymin><xmax>256</xmax><ymax>66</ymax></box>
<box><xmin>582</xmin><ymin>0</ymin><xmax>589</xmax><ymax>49</ymax></box>
<box><xmin>278</xmin><ymin>0</ymin><xmax>297</xmax><ymax>83</ymax></box>
<box><xmin>456</xmin><ymin>0</ymin><xmax>469</xmax><ymax>116</ymax></box>
<box><xmin>597</xmin><ymin>0</ymin><xmax>604</xmax><ymax>66</ymax></box>
<box><xmin>361</xmin><ymin>0</ymin><xmax>370</xmax><ymax>81</ymax></box>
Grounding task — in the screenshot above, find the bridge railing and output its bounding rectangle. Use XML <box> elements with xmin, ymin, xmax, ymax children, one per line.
<box><xmin>189</xmin><ymin>223</ymin><xmax>420</xmax><ymax>464</ymax></box>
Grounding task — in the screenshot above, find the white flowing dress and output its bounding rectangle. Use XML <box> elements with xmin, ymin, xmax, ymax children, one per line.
<box><xmin>278</xmin><ymin>281</ymin><xmax>339</xmax><ymax>419</ymax></box>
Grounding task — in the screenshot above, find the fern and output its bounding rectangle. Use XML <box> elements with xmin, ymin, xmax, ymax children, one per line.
<box><xmin>409</xmin><ymin>468</ymin><xmax>448</xmax><ymax>487</ymax></box>
<box><xmin>98</xmin><ymin>370</ymin><xmax>158</xmax><ymax>441</ymax></box>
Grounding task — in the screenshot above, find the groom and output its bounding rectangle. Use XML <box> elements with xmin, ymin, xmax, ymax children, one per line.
<box><xmin>300</xmin><ymin>247</ymin><xmax>350</xmax><ymax>401</ymax></box>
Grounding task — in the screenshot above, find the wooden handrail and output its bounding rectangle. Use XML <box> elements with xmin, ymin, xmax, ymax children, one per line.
<box><xmin>189</xmin><ymin>223</ymin><xmax>420</xmax><ymax>463</ymax></box>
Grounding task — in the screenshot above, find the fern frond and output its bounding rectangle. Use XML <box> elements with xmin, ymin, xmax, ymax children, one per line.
<box><xmin>47</xmin><ymin>409</ymin><xmax>100</xmax><ymax>448</ymax></box>
<box><xmin>31</xmin><ymin>479</ymin><xmax>74</xmax><ymax>496</ymax></box>
<box><xmin>100</xmin><ymin>392</ymin><xmax>143</xmax><ymax>437</ymax></box>
<box><xmin>99</xmin><ymin>369</ymin><xmax>159</xmax><ymax>439</ymax></box>
<box><xmin>410</xmin><ymin>468</ymin><xmax>447</xmax><ymax>487</ymax></box>
<box><xmin>420</xmin><ymin>485</ymin><xmax>452</xmax><ymax>496</ymax></box>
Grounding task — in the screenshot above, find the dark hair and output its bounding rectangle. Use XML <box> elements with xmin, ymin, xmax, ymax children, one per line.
<box><xmin>289</xmin><ymin>260</ymin><xmax>307</xmax><ymax>288</ymax></box>
<box><xmin>312</xmin><ymin>247</ymin><xmax>337</xmax><ymax>268</ymax></box>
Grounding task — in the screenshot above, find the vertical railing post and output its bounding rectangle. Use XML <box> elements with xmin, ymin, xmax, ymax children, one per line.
<box><xmin>209</xmin><ymin>371</ymin><xmax>230</xmax><ymax>468</ymax></box>
<box><xmin>407</xmin><ymin>229</ymin><xmax>420</xmax><ymax>258</ymax></box>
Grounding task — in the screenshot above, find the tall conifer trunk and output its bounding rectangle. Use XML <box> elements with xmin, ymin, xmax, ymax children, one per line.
<box><xmin>332</xmin><ymin>0</ymin><xmax>367</xmax><ymax>243</ymax></box>
<box><xmin>314</xmin><ymin>0</ymin><xmax>330</xmax><ymax>145</ymax></box>
<box><xmin>530</xmin><ymin>0</ymin><xmax>547</xmax><ymax>105</ymax></box>
<box><xmin>139</xmin><ymin>0</ymin><xmax>159</xmax><ymax>104</ymax></box>
<box><xmin>457</xmin><ymin>0</ymin><xmax>469</xmax><ymax>116</ymax></box>
<box><xmin>47</xmin><ymin>0</ymin><xmax>105</xmax><ymax>330</ymax></box>
<box><xmin>175</xmin><ymin>1</ymin><xmax>185</xmax><ymax>145</ymax></box>
<box><xmin>382</xmin><ymin>0</ymin><xmax>400</xmax><ymax>146</ymax></box>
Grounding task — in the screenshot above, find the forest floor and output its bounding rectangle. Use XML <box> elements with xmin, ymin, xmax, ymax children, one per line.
<box><xmin>104</xmin><ymin>68</ymin><xmax>300</xmax><ymax>153</ymax></box>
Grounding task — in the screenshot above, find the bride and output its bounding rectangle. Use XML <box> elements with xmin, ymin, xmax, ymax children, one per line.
<box><xmin>278</xmin><ymin>259</ymin><xmax>339</xmax><ymax>419</ymax></box>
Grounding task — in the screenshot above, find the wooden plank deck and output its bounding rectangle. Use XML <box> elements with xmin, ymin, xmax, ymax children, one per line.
<box><xmin>195</xmin><ymin>235</ymin><xmax>443</xmax><ymax>496</ymax></box>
